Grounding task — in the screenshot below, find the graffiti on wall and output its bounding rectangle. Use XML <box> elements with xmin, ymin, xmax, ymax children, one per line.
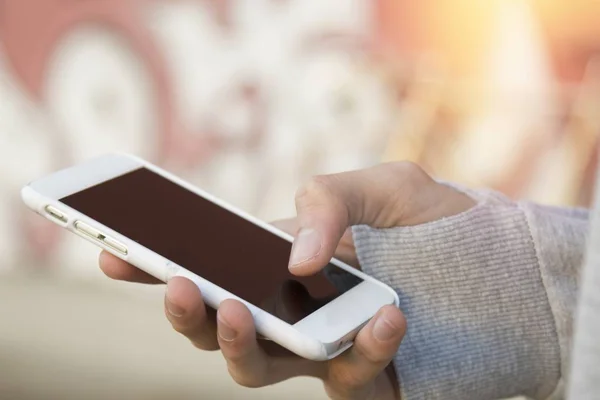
<box><xmin>0</xmin><ymin>0</ymin><xmax>599</xmax><ymax>274</ymax></box>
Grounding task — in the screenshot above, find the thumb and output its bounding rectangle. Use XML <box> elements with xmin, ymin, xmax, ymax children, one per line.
<box><xmin>326</xmin><ymin>305</ymin><xmax>406</xmax><ymax>399</ymax></box>
<box><xmin>289</xmin><ymin>162</ymin><xmax>442</xmax><ymax>276</ymax></box>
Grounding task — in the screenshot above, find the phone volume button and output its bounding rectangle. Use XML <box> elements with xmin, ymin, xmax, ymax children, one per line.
<box><xmin>102</xmin><ymin>236</ymin><xmax>128</xmax><ymax>255</ymax></box>
<box><xmin>73</xmin><ymin>221</ymin><xmax>128</xmax><ymax>255</ymax></box>
<box><xmin>74</xmin><ymin>221</ymin><xmax>102</xmax><ymax>239</ymax></box>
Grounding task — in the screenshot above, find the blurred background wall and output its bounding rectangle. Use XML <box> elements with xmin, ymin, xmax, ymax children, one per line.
<box><xmin>0</xmin><ymin>0</ymin><xmax>598</xmax><ymax>399</ymax></box>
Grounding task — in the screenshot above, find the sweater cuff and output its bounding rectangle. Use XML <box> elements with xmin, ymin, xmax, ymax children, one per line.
<box><xmin>352</xmin><ymin>190</ymin><xmax>560</xmax><ymax>400</ymax></box>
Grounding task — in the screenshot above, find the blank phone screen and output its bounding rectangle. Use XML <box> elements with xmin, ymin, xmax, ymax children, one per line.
<box><xmin>60</xmin><ymin>167</ymin><xmax>362</xmax><ymax>324</ymax></box>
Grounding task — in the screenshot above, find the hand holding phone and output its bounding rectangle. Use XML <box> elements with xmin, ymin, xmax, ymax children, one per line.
<box><xmin>99</xmin><ymin>218</ymin><xmax>407</xmax><ymax>398</ymax></box>
<box><xmin>23</xmin><ymin>155</ymin><xmax>474</xmax><ymax>398</ymax></box>
<box><xmin>99</xmin><ymin>160</ymin><xmax>475</xmax><ymax>399</ymax></box>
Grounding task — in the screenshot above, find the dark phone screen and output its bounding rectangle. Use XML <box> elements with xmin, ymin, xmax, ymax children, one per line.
<box><xmin>61</xmin><ymin>168</ymin><xmax>362</xmax><ymax>324</ymax></box>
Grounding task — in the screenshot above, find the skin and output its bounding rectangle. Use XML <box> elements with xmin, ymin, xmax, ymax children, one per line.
<box><xmin>99</xmin><ymin>161</ymin><xmax>474</xmax><ymax>399</ymax></box>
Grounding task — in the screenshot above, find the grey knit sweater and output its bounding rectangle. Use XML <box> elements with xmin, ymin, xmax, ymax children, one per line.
<box><xmin>352</xmin><ymin>183</ymin><xmax>597</xmax><ymax>399</ymax></box>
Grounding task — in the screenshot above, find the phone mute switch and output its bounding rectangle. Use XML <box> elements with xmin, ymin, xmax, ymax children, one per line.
<box><xmin>102</xmin><ymin>236</ymin><xmax>128</xmax><ymax>255</ymax></box>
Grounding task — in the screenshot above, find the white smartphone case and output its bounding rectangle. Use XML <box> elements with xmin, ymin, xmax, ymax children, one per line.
<box><xmin>21</xmin><ymin>153</ymin><xmax>399</xmax><ymax>361</ymax></box>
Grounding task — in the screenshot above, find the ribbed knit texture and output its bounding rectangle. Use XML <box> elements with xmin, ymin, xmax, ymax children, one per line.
<box><xmin>521</xmin><ymin>203</ymin><xmax>588</xmax><ymax>396</ymax></box>
<box><xmin>352</xmin><ymin>190</ymin><xmax>562</xmax><ymax>400</ymax></box>
<box><xmin>566</xmin><ymin>169</ymin><xmax>600</xmax><ymax>399</ymax></box>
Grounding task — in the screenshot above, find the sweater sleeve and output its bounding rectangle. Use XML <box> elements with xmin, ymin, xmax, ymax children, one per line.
<box><xmin>351</xmin><ymin>187</ymin><xmax>589</xmax><ymax>400</ymax></box>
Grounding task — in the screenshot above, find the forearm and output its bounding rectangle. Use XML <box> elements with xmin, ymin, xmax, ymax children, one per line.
<box><xmin>352</xmin><ymin>189</ymin><xmax>589</xmax><ymax>400</ymax></box>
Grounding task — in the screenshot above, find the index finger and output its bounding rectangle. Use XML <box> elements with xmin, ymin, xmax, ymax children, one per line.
<box><xmin>289</xmin><ymin>162</ymin><xmax>474</xmax><ymax>276</ymax></box>
<box><xmin>99</xmin><ymin>251</ymin><xmax>162</xmax><ymax>284</ymax></box>
<box><xmin>289</xmin><ymin>162</ymin><xmax>433</xmax><ymax>276</ymax></box>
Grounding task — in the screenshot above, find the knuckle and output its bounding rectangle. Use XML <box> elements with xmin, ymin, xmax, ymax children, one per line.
<box><xmin>324</xmin><ymin>382</ymin><xmax>375</xmax><ymax>400</ymax></box>
<box><xmin>381</xmin><ymin>162</ymin><xmax>432</xmax><ymax>220</ymax></box>
<box><xmin>385</xmin><ymin>161</ymin><xmax>428</xmax><ymax>185</ymax></box>
<box><xmin>222</xmin><ymin>349</ymin><xmax>247</xmax><ymax>364</ymax></box>
<box><xmin>221</xmin><ymin>342</ymin><xmax>254</xmax><ymax>364</ymax></box>
<box><xmin>172</xmin><ymin>322</ymin><xmax>196</xmax><ymax>337</ymax></box>
<box><xmin>170</xmin><ymin>316</ymin><xmax>204</xmax><ymax>338</ymax></box>
<box><xmin>190</xmin><ymin>338</ymin><xmax>220</xmax><ymax>351</ymax></box>
<box><xmin>228</xmin><ymin>366</ymin><xmax>265</xmax><ymax>388</ymax></box>
<box><xmin>357</xmin><ymin>346</ymin><xmax>390</xmax><ymax>365</ymax></box>
<box><xmin>327</xmin><ymin>367</ymin><xmax>366</xmax><ymax>392</ymax></box>
<box><xmin>295</xmin><ymin>175</ymin><xmax>335</xmax><ymax>204</ymax></box>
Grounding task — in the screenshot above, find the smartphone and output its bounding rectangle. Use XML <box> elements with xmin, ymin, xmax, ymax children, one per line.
<box><xmin>21</xmin><ymin>153</ymin><xmax>399</xmax><ymax>360</ymax></box>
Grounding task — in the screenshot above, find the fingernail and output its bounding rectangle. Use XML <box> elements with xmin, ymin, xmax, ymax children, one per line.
<box><xmin>289</xmin><ymin>228</ymin><xmax>322</xmax><ymax>268</ymax></box>
<box><xmin>166</xmin><ymin>296</ymin><xmax>185</xmax><ymax>318</ymax></box>
<box><xmin>218</xmin><ymin>313</ymin><xmax>237</xmax><ymax>342</ymax></box>
<box><xmin>373</xmin><ymin>314</ymin><xmax>396</xmax><ymax>341</ymax></box>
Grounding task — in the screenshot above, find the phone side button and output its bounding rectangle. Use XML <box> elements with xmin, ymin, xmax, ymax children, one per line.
<box><xmin>74</xmin><ymin>221</ymin><xmax>102</xmax><ymax>239</ymax></box>
<box><xmin>45</xmin><ymin>205</ymin><xmax>68</xmax><ymax>223</ymax></box>
<box><xmin>102</xmin><ymin>236</ymin><xmax>128</xmax><ymax>255</ymax></box>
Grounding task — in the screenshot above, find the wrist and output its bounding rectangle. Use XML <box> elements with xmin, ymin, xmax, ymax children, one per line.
<box><xmin>353</xmin><ymin>190</ymin><xmax>561</xmax><ymax>399</ymax></box>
